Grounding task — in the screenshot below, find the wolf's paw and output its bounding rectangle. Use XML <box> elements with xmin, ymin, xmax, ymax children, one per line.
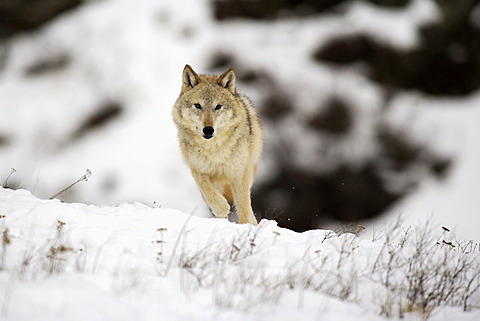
<box><xmin>210</xmin><ymin>200</ymin><xmax>230</xmax><ymax>218</ymax></box>
<box><xmin>238</xmin><ymin>209</ymin><xmax>258</xmax><ymax>225</ymax></box>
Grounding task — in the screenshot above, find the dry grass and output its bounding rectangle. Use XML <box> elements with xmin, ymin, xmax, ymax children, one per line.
<box><xmin>0</xmin><ymin>215</ymin><xmax>478</xmax><ymax>319</ymax></box>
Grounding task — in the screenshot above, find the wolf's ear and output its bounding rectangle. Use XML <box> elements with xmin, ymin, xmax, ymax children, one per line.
<box><xmin>218</xmin><ymin>68</ymin><xmax>236</xmax><ymax>94</ymax></box>
<box><xmin>182</xmin><ymin>64</ymin><xmax>200</xmax><ymax>93</ymax></box>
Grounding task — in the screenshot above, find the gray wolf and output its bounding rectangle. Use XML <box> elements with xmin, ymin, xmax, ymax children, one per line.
<box><xmin>172</xmin><ymin>65</ymin><xmax>262</xmax><ymax>225</ymax></box>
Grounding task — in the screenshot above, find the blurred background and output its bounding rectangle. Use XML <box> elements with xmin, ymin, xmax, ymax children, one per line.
<box><xmin>1</xmin><ymin>0</ymin><xmax>479</xmax><ymax>239</ymax></box>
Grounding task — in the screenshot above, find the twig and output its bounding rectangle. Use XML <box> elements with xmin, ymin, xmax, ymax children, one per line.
<box><xmin>49</xmin><ymin>169</ymin><xmax>92</xmax><ymax>200</ymax></box>
<box><xmin>2</xmin><ymin>168</ymin><xmax>16</xmax><ymax>188</ymax></box>
<box><xmin>164</xmin><ymin>208</ymin><xmax>196</xmax><ymax>277</ymax></box>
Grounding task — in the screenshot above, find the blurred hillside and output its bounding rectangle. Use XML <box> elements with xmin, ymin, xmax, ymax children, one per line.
<box><xmin>1</xmin><ymin>0</ymin><xmax>479</xmax><ymax>238</ymax></box>
<box><xmin>210</xmin><ymin>0</ymin><xmax>480</xmax><ymax>232</ymax></box>
<box><xmin>0</xmin><ymin>0</ymin><xmax>82</xmax><ymax>38</ymax></box>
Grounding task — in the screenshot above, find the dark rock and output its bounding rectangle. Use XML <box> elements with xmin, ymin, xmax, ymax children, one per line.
<box><xmin>313</xmin><ymin>0</ymin><xmax>480</xmax><ymax>96</ymax></box>
<box><xmin>254</xmin><ymin>164</ymin><xmax>401</xmax><ymax>232</ymax></box>
<box><xmin>211</xmin><ymin>0</ymin><xmax>411</xmax><ymax>21</ymax></box>
<box><xmin>308</xmin><ymin>97</ymin><xmax>353</xmax><ymax>135</ymax></box>
<box><xmin>71</xmin><ymin>101</ymin><xmax>123</xmax><ymax>141</ymax></box>
<box><xmin>0</xmin><ymin>135</ymin><xmax>9</xmax><ymax>147</ymax></box>
<box><xmin>0</xmin><ymin>0</ymin><xmax>83</xmax><ymax>39</ymax></box>
<box><xmin>24</xmin><ymin>53</ymin><xmax>70</xmax><ymax>76</ymax></box>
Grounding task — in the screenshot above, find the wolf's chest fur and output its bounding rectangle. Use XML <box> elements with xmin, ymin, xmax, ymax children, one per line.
<box><xmin>181</xmin><ymin>130</ymin><xmax>249</xmax><ymax>177</ymax></box>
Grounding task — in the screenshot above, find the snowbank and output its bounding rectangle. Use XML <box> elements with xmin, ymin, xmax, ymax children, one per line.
<box><xmin>0</xmin><ymin>0</ymin><xmax>479</xmax><ymax>242</ymax></box>
<box><xmin>1</xmin><ymin>187</ymin><xmax>479</xmax><ymax>320</ymax></box>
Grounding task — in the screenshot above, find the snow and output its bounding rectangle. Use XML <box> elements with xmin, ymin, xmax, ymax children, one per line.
<box><xmin>343</xmin><ymin>0</ymin><xmax>440</xmax><ymax>49</ymax></box>
<box><xmin>0</xmin><ymin>0</ymin><xmax>480</xmax><ymax>317</ymax></box>
<box><xmin>1</xmin><ymin>187</ymin><xmax>479</xmax><ymax>320</ymax></box>
<box><xmin>366</xmin><ymin>92</ymin><xmax>480</xmax><ymax>241</ymax></box>
<box><xmin>0</xmin><ymin>0</ymin><xmax>208</xmax><ymax>213</ymax></box>
<box><xmin>0</xmin><ymin>0</ymin><xmax>479</xmax><ymax>238</ymax></box>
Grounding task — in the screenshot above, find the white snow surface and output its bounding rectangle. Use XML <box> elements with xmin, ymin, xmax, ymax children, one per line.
<box><xmin>1</xmin><ymin>1</ymin><xmax>480</xmax><ymax>319</ymax></box>
<box><xmin>1</xmin><ymin>187</ymin><xmax>479</xmax><ymax>321</ymax></box>
<box><xmin>0</xmin><ymin>0</ymin><xmax>479</xmax><ymax>240</ymax></box>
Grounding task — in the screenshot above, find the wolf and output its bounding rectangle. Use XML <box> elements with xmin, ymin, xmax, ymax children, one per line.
<box><xmin>172</xmin><ymin>65</ymin><xmax>263</xmax><ymax>225</ymax></box>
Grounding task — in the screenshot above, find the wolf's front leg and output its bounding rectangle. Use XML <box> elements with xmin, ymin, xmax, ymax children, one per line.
<box><xmin>191</xmin><ymin>170</ymin><xmax>230</xmax><ymax>218</ymax></box>
<box><xmin>231</xmin><ymin>170</ymin><xmax>258</xmax><ymax>225</ymax></box>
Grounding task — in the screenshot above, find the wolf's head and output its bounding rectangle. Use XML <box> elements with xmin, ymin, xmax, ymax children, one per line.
<box><xmin>173</xmin><ymin>65</ymin><xmax>239</xmax><ymax>140</ymax></box>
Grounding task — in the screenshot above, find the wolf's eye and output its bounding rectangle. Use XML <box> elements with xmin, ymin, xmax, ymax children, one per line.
<box><xmin>194</xmin><ymin>103</ymin><xmax>202</xmax><ymax>109</ymax></box>
<box><xmin>215</xmin><ymin>104</ymin><xmax>222</xmax><ymax>110</ymax></box>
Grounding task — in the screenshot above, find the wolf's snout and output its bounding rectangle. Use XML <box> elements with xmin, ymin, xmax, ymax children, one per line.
<box><xmin>202</xmin><ymin>126</ymin><xmax>214</xmax><ymax>139</ymax></box>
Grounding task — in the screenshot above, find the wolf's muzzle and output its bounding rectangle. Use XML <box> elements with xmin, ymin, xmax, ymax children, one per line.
<box><xmin>202</xmin><ymin>126</ymin><xmax>214</xmax><ymax>139</ymax></box>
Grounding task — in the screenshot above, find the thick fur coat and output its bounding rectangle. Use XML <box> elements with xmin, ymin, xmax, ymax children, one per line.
<box><xmin>172</xmin><ymin>65</ymin><xmax>262</xmax><ymax>225</ymax></box>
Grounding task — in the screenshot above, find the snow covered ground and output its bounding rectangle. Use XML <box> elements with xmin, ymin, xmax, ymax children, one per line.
<box><xmin>1</xmin><ymin>187</ymin><xmax>479</xmax><ymax>321</ymax></box>
<box><xmin>1</xmin><ymin>3</ymin><xmax>480</xmax><ymax>319</ymax></box>
<box><xmin>1</xmin><ymin>0</ymin><xmax>479</xmax><ymax>240</ymax></box>
<box><xmin>1</xmin><ymin>0</ymin><xmax>480</xmax><ymax>241</ymax></box>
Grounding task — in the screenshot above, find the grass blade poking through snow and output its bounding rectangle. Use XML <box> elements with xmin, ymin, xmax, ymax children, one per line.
<box><xmin>2</xmin><ymin>168</ymin><xmax>16</xmax><ymax>189</ymax></box>
<box><xmin>49</xmin><ymin>169</ymin><xmax>92</xmax><ymax>200</ymax></box>
<box><xmin>164</xmin><ymin>208</ymin><xmax>196</xmax><ymax>277</ymax></box>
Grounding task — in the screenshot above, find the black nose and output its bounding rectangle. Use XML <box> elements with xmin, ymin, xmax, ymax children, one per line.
<box><xmin>202</xmin><ymin>126</ymin><xmax>214</xmax><ymax>139</ymax></box>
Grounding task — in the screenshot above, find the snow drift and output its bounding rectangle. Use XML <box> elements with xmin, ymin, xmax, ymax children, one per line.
<box><xmin>1</xmin><ymin>187</ymin><xmax>479</xmax><ymax>320</ymax></box>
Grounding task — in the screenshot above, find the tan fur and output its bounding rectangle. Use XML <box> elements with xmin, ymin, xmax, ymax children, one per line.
<box><xmin>172</xmin><ymin>65</ymin><xmax>263</xmax><ymax>225</ymax></box>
